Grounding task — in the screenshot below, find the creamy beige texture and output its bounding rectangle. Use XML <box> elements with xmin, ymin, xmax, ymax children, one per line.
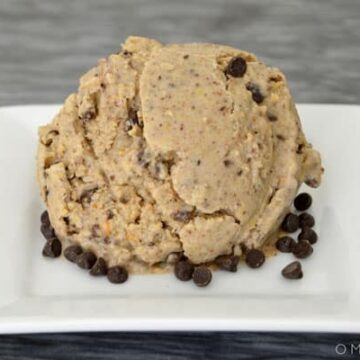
<box><xmin>37</xmin><ymin>36</ymin><xmax>322</xmax><ymax>272</ymax></box>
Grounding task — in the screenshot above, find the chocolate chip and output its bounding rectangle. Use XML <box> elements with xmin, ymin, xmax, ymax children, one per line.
<box><xmin>215</xmin><ymin>255</ymin><xmax>239</xmax><ymax>272</ymax></box>
<box><xmin>246</xmin><ymin>82</ymin><xmax>264</xmax><ymax>104</ymax></box>
<box><xmin>42</xmin><ymin>238</ymin><xmax>62</xmax><ymax>258</ymax></box>
<box><xmin>296</xmin><ymin>144</ymin><xmax>305</xmax><ymax>154</ymax></box>
<box><xmin>281</xmin><ymin>261</ymin><xmax>303</xmax><ymax>280</ymax></box>
<box><xmin>174</xmin><ymin>260</ymin><xmax>194</xmax><ymax>281</ymax></box>
<box><xmin>266</xmin><ymin>112</ymin><xmax>278</xmax><ymax>122</ymax></box>
<box><xmin>225</xmin><ymin>56</ymin><xmax>247</xmax><ymax>78</ymax></box>
<box><xmin>298</xmin><ymin>227</ymin><xmax>318</xmax><ymax>244</ymax></box>
<box><xmin>41</xmin><ymin>210</ymin><xmax>50</xmax><ymax>226</ymax></box>
<box><xmin>64</xmin><ymin>245</ymin><xmax>83</xmax><ymax>263</ymax></box>
<box><xmin>81</xmin><ymin>109</ymin><xmax>96</xmax><ymax>121</ymax></box>
<box><xmin>107</xmin><ymin>266</ymin><xmax>128</xmax><ymax>284</ymax></box>
<box><xmin>281</xmin><ymin>213</ymin><xmax>299</xmax><ymax>233</ymax></box>
<box><xmin>90</xmin><ymin>257</ymin><xmax>108</xmax><ymax>276</ymax></box>
<box><xmin>137</xmin><ymin>150</ymin><xmax>150</xmax><ymax>168</ymax></box>
<box><xmin>166</xmin><ymin>252</ymin><xmax>183</xmax><ymax>265</ymax></box>
<box><xmin>276</xmin><ymin>236</ymin><xmax>296</xmax><ymax>253</ymax></box>
<box><xmin>192</xmin><ymin>266</ymin><xmax>212</xmax><ymax>287</ymax></box>
<box><xmin>76</xmin><ymin>251</ymin><xmax>97</xmax><ymax>269</ymax></box>
<box><xmin>79</xmin><ymin>186</ymin><xmax>98</xmax><ymax>206</ymax></box>
<box><xmin>40</xmin><ymin>222</ymin><xmax>56</xmax><ymax>241</ymax></box>
<box><xmin>183</xmin><ymin>54</ymin><xmax>189</xmax><ymax>59</ymax></box>
<box><xmin>294</xmin><ymin>193</ymin><xmax>312</xmax><ymax>211</ymax></box>
<box><xmin>245</xmin><ymin>249</ymin><xmax>265</xmax><ymax>268</ymax></box>
<box><xmin>299</xmin><ymin>213</ymin><xmax>315</xmax><ymax>228</ymax></box>
<box><xmin>292</xmin><ymin>240</ymin><xmax>313</xmax><ymax>259</ymax></box>
<box><xmin>223</xmin><ymin>159</ymin><xmax>232</xmax><ymax>167</ymax></box>
<box><xmin>106</xmin><ymin>209</ymin><xmax>114</xmax><ymax>220</ymax></box>
<box><xmin>172</xmin><ymin>210</ymin><xmax>193</xmax><ymax>223</ymax></box>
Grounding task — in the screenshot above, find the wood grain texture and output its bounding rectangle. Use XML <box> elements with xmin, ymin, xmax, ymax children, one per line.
<box><xmin>0</xmin><ymin>0</ymin><xmax>359</xmax><ymax>106</ymax></box>
<box><xmin>1</xmin><ymin>332</ymin><xmax>360</xmax><ymax>359</ymax></box>
<box><xmin>1</xmin><ymin>0</ymin><xmax>360</xmax><ymax>358</ymax></box>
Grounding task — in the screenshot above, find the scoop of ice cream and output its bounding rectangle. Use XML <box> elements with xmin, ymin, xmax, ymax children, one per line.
<box><xmin>37</xmin><ymin>36</ymin><xmax>322</xmax><ymax>271</ymax></box>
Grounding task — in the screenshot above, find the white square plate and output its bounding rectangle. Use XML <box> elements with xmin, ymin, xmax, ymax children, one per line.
<box><xmin>0</xmin><ymin>104</ymin><xmax>359</xmax><ymax>334</ymax></box>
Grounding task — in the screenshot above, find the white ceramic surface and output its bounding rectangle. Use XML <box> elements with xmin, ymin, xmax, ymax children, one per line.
<box><xmin>0</xmin><ymin>104</ymin><xmax>359</xmax><ymax>334</ymax></box>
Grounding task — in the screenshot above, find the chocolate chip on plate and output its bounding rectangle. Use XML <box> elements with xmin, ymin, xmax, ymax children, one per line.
<box><xmin>174</xmin><ymin>260</ymin><xmax>194</xmax><ymax>281</ymax></box>
<box><xmin>225</xmin><ymin>56</ymin><xmax>247</xmax><ymax>78</ymax></box>
<box><xmin>298</xmin><ymin>227</ymin><xmax>318</xmax><ymax>245</ymax></box>
<box><xmin>245</xmin><ymin>82</ymin><xmax>264</xmax><ymax>104</ymax></box>
<box><xmin>192</xmin><ymin>266</ymin><xmax>212</xmax><ymax>287</ymax></box>
<box><xmin>40</xmin><ymin>210</ymin><xmax>50</xmax><ymax>226</ymax></box>
<box><xmin>40</xmin><ymin>222</ymin><xmax>56</xmax><ymax>240</ymax></box>
<box><xmin>292</xmin><ymin>240</ymin><xmax>313</xmax><ymax>259</ymax></box>
<box><xmin>64</xmin><ymin>245</ymin><xmax>83</xmax><ymax>263</ymax></box>
<box><xmin>90</xmin><ymin>257</ymin><xmax>108</xmax><ymax>276</ymax></box>
<box><xmin>42</xmin><ymin>238</ymin><xmax>62</xmax><ymax>258</ymax></box>
<box><xmin>107</xmin><ymin>266</ymin><xmax>128</xmax><ymax>284</ymax></box>
<box><xmin>276</xmin><ymin>236</ymin><xmax>296</xmax><ymax>253</ymax></box>
<box><xmin>294</xmin><ymin>192</ymin><xmax>312</xmax><ymax>211</ymax></box>
<box><xmin>245</xmin><ymin>249</ymin><xmax>265</xmax><ymax>268</ymax></box>
<box><xmin>281</xmin><ymin>261</ymin><xmax>303</xmax><ymax>280</ymax></box>
<box><xmin>299</xmin><ymin>213</ymin><xmax>315</xmax><ymax>228</ymax></box>
<box><xmin>215</xmin><ymin>255</ymin><xmax>239</xmax><ymax>272</ymax></box>
<box><xmin>281</xmin><ymin>213</ymin><xmax>299</xmax><ymax>233</ymax></box>
<box><xmin>76</xmin><ymin>251</ymin><xmax>97</xmax><ymax>269</ymax></box>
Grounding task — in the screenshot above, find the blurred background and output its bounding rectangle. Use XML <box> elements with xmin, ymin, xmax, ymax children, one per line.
<box><xmin>0</xmin><ymin>0</ymin><xmax>359</xmax><ymax>106</ymax></box>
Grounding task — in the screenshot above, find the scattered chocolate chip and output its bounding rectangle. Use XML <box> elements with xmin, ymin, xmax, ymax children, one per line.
<box><xmin>225</xmin><ymin>56</ymin><xmax>247</xmax><ymax>78</ymax></box>
<box><xmin>246</xmin><ymin>82</ymin><xmax>264</xmax><ymax>104</ymax></box>
<box><xmin>107</xmin><ymin>266</ymin><xmax>128</xmax><ymax>284</ymax></box>
<box><xmin>174</xmin><ymin>260</ymin><xmax>194</xmax><ymax>281</ymax></box>
<box><xmin>183</xmin><ymin>54</ymin><xmax>189</xmax><ymax>59</ymax></box>
<box><xmin>299</xmin><ymin>213</ymin><xmax>315</xmax><ymax>228</ymax></box>
<box><xmin>197</xmin><ymin>160</ymin><xmax>201</xmax><ymax>166</ymax></box>
<box><xmin>41</xmin><ymin>210</ymin><xmax>50</xmax><ymax>226</ymax></box>
<box><xmin>42</xmin><ymin>238</ymin><xmax>62</xmax><ymax>258</ymax></box>
<box><xmin>237</xmin><ymin>170</ymin><xmax>243</xmax><ymax>176</ymax></box>
<box><xmin>276</xmin><ymin>236</ymin><xmax>296</xmax><ymax>253</ymax></box>
<box><xmin>281</xmin><ymin>261</ymin><xmax>303</xmax><ymax>279</ymax></box>
<box><xmin>281</xmin><ymin>213</ymin><xmax>299</xmax><ymax>233</ymax></box>
<box><xmin>79</xmin><ymin>186</ymin><xmax>98</xmax><ymax>206</ymax></box>
<box><xmin>298</xmin><ymin>227</ymin><xmax>318</xmax><ymax>244</ymax></box>
<box><xmin>223</xmin><ymin>159</ymin><xmax>232</xmax><ymax>167</ymax></box>
<box><xmin>76</xmin><ymin>251</ymin><xmax>97</xmax><ymax>270</ymax></box>
<box><xmin>215</xmin><ymin>255</ymin><xmax>239</xmax><ymax>272</ymax></box>
<box><xmin>245</xmin><ymin>249</ymin><xmax>265</xmax><ymax>268</ymax></box>
<box><xmin>64</xmin><ymin>245</ymin><xmax>83</xmax><ymax>262</ymax></box>
<box><xmin>90</xmin><ymin>257</ymin><xmax>108</xmax><ymax>276</ymax></box>
<box><xmin>292</xmin><ymin>240</ymin><xmax>313</xmax><ymax>259</ymax></box>
<box><xmin>40</xmin><ymin>222</ymin><xmax>56</xmax><ymax>240</ymax></box>
<box><xmin>81</xmin><ymin>109</ymin><xmax>96</xmax><ymax>121</ymax></box>
<box><xmin>269</xmin><ymin>74</ymin><xmax>283</xmax><ymax>82</ymax></box>
<box><xmin>266</xmin><ymin>112</ymin><xmax>278</xmax><ymax>122</ymax></box>
<box><xmin>192</xmin><ymin>266</ymin><xmax>212</xmax><ymax>287</ymax></box>
<box><xmin>294</xmin><ymin>193</ymin><xmax>312</xmax><ymax>211</ymax></box>
<box><xmin>172</xmin><ymin>210</ymin><xmax>193</xmax><ymax>223</ymax></box>
<box><xmin>276</xmin><ymin>134</ymin><xmax>286</xmax><ymax>141</ymax></box>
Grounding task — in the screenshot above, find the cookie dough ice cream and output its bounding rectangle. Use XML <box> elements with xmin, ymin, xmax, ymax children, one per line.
<box><xmin>37</xmin><ymin>36</ymin><xmax>322</xmax><ymax>273</ymax></box>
